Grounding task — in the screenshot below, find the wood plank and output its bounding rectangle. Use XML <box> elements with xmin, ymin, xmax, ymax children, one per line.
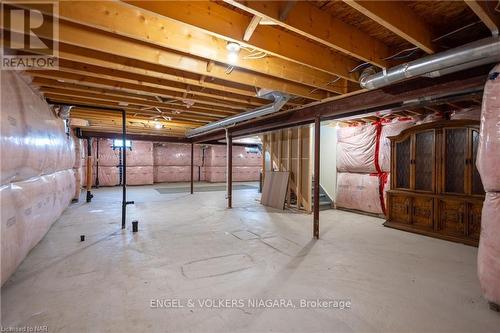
<box><xmin>226</xmin><ymin>0</ymin><xmax>391</xmax><ymax>67</ymax></box>
<box><xmin>124</xmin><ymin>0</ymin><xmax>360</xmax><ymax>81</ymax></box>
<box><xmin>261</xmin><ymin>171</ymin><xmax>290</xmax><ymax>210</ymax></box>
<box><xmin>343</xmin><ymin>0</ymin><xmax>435</xmax><ymax>54</ymax></box>
<box><xmin>50</xmin><ymin>1</ymin><xmax>350</xmax><ymax>94</ymax></box>
<box><xmin>4</xmin><ymin>20</ymin><xmax>331</xmax><ymax>100</ymax></box>
<box><xmin>465</xmin><ymin>0</ymin><xmax>500</xmax><ymax>35</ymax></box>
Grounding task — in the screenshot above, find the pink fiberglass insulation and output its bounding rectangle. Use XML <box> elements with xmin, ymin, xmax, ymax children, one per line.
<box><xmin>97</xmin><ymin>166</ymin><xmax>119</xmax><ymax>187</ymax></box>
<box><xmin>94</xmin><ymin>139</ymin><xmax>119</xmax><ymax>167</ymax></box>
<box><xmin>73</xmin><ymin>167</ymin><xmax>82</xmax><ymax>200</ymax></box>
<box><xmin>1</xmin><ymin>71</ymin><xmax>75</xmax><ymax>185</ymax></box>
<box><xmin>1</xmin><ymin>169</ymin><xmax>75</xmax><ymax>285</ymax></box>
<box><xmin>378</xmin><ymin>119</ymin><xmax>416</xmax><ymax>172</ymax></box>
<box><xmin>126</xmin><ymin>166</ymin><xmax>154</xmax><ymax>185</ymax></box>
<box><xmin>477</xmin><ymin>65</ymin><xmax>500</xmax><ymax>192</ymax></box>
<box><xmin>477</xmin><ymin>192</ymin><xmax>500</xmax><ymax>305</ymax></box>
<box><xmin>153</xmin><ymin>143</ymin><xmax>202</xmax><ymax>166</ymax></box>
<box><xmin>154</xmin><ymin>166</ymin><xmax>205</xmax><ymax>182</ymax></box>
<box><xmin>126</xmin><ymin>141</ymin><xmax>153</xmax><ymax>167</ymax></box>
<box><xmin>205</xmin><ymin>166</ymin><xmax>260</xmax><ymax>183</ymax></box>
<box><xmin>336</xmin><ymin>124</ymin><xmax>377</xmax><ymax>173</ymax></box>
<box><xmin>205</xmin><ymin>145</ymin><xmax>262</xmax><ymax>167</ymax></box>
<box><xmin>335</xmin><ymin>172</ymin><xmax>383</xmax><ymax>215</ymax></box>
<box><xmin>450</xmin><ymin>107</ymin><xmax>481</xmax><ymax>121</ymax></box>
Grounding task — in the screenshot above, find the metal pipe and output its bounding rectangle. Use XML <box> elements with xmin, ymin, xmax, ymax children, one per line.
<box><xmin>121</xmin><ymin>109</ymin><xmax>127</xmax><ymax>229</ymax></box>
<box><xmin>86</xmin><ymin>138</ymin><xmax>93</xmax><ymax>203</ymax></box>
<box><xmin>187</xmin><ymin>92</ymin><xmax>290</xmax><ymax>138</ymax></box>
<box><xmin>360</xmin><ymin>37</ymin><xmax>500</xmax><ymax>90</ymax></box>
<box><xmin>313</xmin><ymin>116</ymin><xmax>320</xmax><ymax>239</ymax></box>
<box><xmin>190</xmin><ymin>143</ymin><xmax>194</xmax><ymax>194</ymax></box>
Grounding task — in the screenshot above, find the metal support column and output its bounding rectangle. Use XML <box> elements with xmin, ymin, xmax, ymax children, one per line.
<box><xmin>190</xmin><ymin>142</ymin><xmax>194</xmax><ymax>194</ymax></box>
<box><xmin>226</xmin><ymin>129</ymin><xmax>232</xmax><ymax>209</ymax></box>
<box><xmin>313</xmin><ymin>115</ymin><xmax>320</xmax><ymax>239</ymax></box>
<box><xmin>121</xmin><ymin>109</ymin><xmax>127</xmax><ymax>229</ymax></box>
<box><xmin>86</xmin><ymin>138</ymin><xmax>93</xmax><ymax>203</ymax></box>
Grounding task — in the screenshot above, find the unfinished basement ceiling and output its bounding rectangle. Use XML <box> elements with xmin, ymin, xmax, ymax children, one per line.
<box><xmin>3</xmin><ymin>0</ymin><xmax>496</xmax><ymax>137</ymax></box>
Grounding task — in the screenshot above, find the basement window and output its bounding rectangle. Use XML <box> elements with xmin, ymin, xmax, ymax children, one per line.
<box><xmin>112</xmin><ymin>139</ymin><xmax>132</xmax><ymax>149</ymax></box>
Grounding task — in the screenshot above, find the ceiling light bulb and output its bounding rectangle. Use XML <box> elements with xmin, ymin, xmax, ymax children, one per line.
<box><xmin>226</xmin><ymin>42</ymin><xmax>241</xmax><ymax>52</ymax></box>
<box><xmin>227</xmin><ymin>52</ymin><xmax>239</xmax><ymax>65</ymax></box>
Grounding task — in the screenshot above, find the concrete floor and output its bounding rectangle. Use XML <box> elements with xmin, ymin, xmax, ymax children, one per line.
<box><xmin>1</xmin><ymin>182</ymin><xmax>499</xmax><ymax>332</ymax></box>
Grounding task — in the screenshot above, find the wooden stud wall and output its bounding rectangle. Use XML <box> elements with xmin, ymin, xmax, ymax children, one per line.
<box><xmin>262</xmin><ymin>126</ymin><xmax>312</xmax><ymax>213</ymax></box>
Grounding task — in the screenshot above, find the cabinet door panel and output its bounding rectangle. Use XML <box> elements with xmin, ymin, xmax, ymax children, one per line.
<box><xmin>444</xmin><ymin>128</ymin><xmax>467</xmax><ymax>194</ymax></box>
<box><xmin>395</xmin><ymin>138</ymin><xmax>411</xmax><ymax>189</ymax></box>
<box><xmin>388</xmin><ymin>194</ymin><xmax>411</xmax><ymax>224</ymax></box>
<box><xmin>438</xmin><ymin>199</ymin><xmax>466</xmax><ymax>237</ymax></box>
<box><xmin>471</xmin><ymin>129</ymin><xmax>485</xmax><ymax>195</ymax></box>
<box><xmin>468</xmin><ymin>202</ymin><xmax>482</xmax><ymax>241</ymax></box>
<box><xmin>411</xmin><ymin>197</ymin><xmax>434</xmax><ymax>230</ymax></box>
<box><xmin>414</xmin><ymin>131</ymin><xmax>434</xmax><ymax>191</ymax></box>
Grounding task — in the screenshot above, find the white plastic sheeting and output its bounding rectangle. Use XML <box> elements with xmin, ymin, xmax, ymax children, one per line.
<box><xmin>477</xmin><ymin>65</ymin><xmax>500</xmax><ymax>192</ymax></box>
<box><xmin>478</xmin><ymin>193</ymin><xmax>500</xmax><ymax>305</ymax></box>
<box><xmin>477</xmin><ymin>65</ymin><xmax>500</xmax><ymax>307</ymax></box>
<box><xmin>1</xmin><ymin>71</ymin><xmax>75</xmax><ymax>185</ymax></box>
<box><xmin>1</xmin><ymin>170</ymin><xmax>75</xmax><ymax>285</ymax></box>
<box><xmin>336</xmin><ymin>124</ymin><xmax>377</xmax><ymax>173</ymax></box>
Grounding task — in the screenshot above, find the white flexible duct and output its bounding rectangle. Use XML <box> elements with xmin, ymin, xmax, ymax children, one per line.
<box><xmin>360</xmin><ymin>37</ymin><xmax>500</xmax><ymax>90</ymax></box>
<box><xmin>186</xmin><ymin>92</ymin><xmax>290</xmax><ymax>138</ymax></box>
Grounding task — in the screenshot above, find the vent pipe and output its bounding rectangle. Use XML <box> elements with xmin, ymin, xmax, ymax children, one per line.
<box><xmin>360</xmin><ymin>37</ymin><xmax>500</xmax><ymax>90</ymax></box>
<box><xmin>186</xmin><ymin>92</ymin><xmax>290</xmax><ymax>138</ymax></box>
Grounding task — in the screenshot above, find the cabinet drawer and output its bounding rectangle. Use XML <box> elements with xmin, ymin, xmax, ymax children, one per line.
<box><xmin>467</xmin><ymin>201</ymin><xmax>482</xmax><ymax>241</ymax></box>
<box><xmin>437</xmin><ymin>199</ymin><xmax>466</xmax><ymax>237</ymax></box>
<box><xmin>411</xmin><ymin>196</ymin><xmax>434</xmax><ymax>230</ymax></box>
<box><xmin>388</xmin><ymin>193</ymin><xmax>411</xmax><ymax>224</ymax></box>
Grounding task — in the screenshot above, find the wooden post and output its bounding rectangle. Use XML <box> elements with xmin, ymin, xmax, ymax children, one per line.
<box><xmin>313</xmin><ymin>116</ymin><xmax>320</xmax><ymax>239</ymax></box>
<box><xmin>226</xmin><ymin>129</ymin><xmax>232</xmax><ymax>208</ymax></box>
<box><xmin>190</xmin><ymin>142</ymin><xmax>194</xmax><ymax>194</ymax></box>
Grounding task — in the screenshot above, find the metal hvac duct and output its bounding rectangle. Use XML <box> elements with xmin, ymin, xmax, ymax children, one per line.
<box><xmin>186</xmin><ymin>92</ymin><xmax>290</xmax><ymax>138</ymax></box>
<box><xmin>360</xmin><ymin>37</ymin><xmax>500</xmax><ymax>90</ymax></box>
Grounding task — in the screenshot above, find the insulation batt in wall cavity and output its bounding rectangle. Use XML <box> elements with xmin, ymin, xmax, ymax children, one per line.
<box><xmin>1</xmin><ymin>71</ymin><xmax>75</xmax><ymax>185</ymax></box>
<box><xmin>1</xmin><ymin>170</ymin><xmax>75</xmax><ymax>285</ymax></box>
<box><xmin>336</xmin><ymin>124</ymin><xmax>377</xmax><ymax>174</ymax></box>
<box><xmin>1</xmin><ymin>71</ymin><xmax>76</xmax><ymax>285</ymax></box>
<box><xmin>335</xmin><ymin>172</ymin><xmax>383</xmax><ymax>215</ymax></box>
<box><xmin>476</xmin><ymin>64</ymin><xmax>500</xmax><ymax>307</ymax></box>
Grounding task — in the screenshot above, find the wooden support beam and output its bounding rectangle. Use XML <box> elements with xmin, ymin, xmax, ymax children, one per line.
<box><xmin>81</xmin><ymin>130</ymin><xmax>189</xmax><ymax>143</ymax></box>
<box><xmin>123</xmin><ymin>1</ymin><xmax>360</xmax><ymax>81</ymax></box>
<box><xmin>465</xmin><ymin>0</ymin><xmax>500</xmax><ymax>35</ymax></box>
<box><xmin>225</xmin><ymin>0</ymin><xmax>392</xmax><ymax>67</ymax></box>
<box><xmin>313</xmin><ymin>116</ymin><xmax>320</xmax><ymax>239</ymax></box>
<box><xmin>39</xmin><ymin>1</ymin><xmax>350</xmax><ymax>96</ymax></box>
<box><xmin>4</xmin><ymin>23</ymin><xmax>333</xmax><ymax>101</ymax></box>
<box><xmin>33</xmin><ymin>77</ymin><xmax>239</xmax><ymax>116</ymax></box>
<box><xmin>243</xmin><ymin>15</ymin><xmax>261</xmax><ymax>41</ymax></box>
<box><xmin>343</xmin><ymin>0</ymin><xmax>436</xmax><ymax>54</ymax></box>
<box><xmin>193</xmin><ymin>66</ymin><xmax>488</xmax><ymax>143</ymax></box>
<box><xmin>53</xmin><ymin>59</ymin><xmax>268</xmax><ymax>107</ymax></box>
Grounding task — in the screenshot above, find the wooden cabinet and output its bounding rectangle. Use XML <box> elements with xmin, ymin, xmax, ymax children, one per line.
<box><xmin>385</xmin><ymin>120</ymin><xmax>484</xmax><ymax>246</ymax></box>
